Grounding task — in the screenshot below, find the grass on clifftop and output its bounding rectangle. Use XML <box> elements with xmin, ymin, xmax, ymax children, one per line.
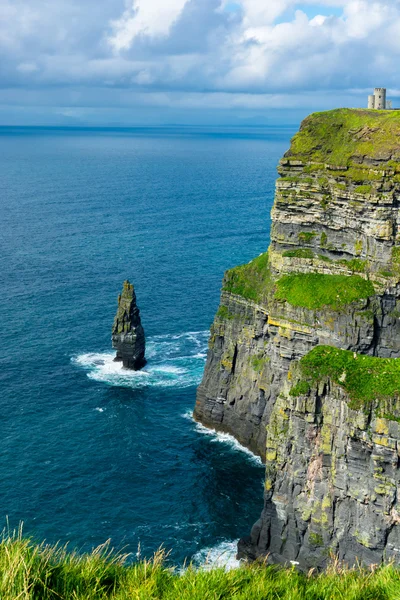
<box><xmin>3</xmin><ymin>530</ymin><xmax>400</xmax><ymax>599</ymax></box>
<box><xmin>222</xmin><ymin>257</ymin><xmax>375</xmax><ymax>310</ymax></box>
<box><xmin>287</xmin><ymin>108</ymin><xmax>400</xmax><ymax>167</ymax></box>
<box><xmin>295</xmin><ymin>346</ymin><xmax>400</xmax><ymax>411</ymax></box>
<box><xmin>222</xmin><ymin>251</ymin><xmax>271</xmax><ymax>304</ymax></box>
<box><xmin>275</xmin><ymin>273</ymin><xmax>375</xmax><ymax>311</ymax></box>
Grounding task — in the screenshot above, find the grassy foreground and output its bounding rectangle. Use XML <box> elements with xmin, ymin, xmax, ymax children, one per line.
<box><xmin>3</xmin><ymin>530</ymin><xmax>400</xmax><ymax>599</ymax></box>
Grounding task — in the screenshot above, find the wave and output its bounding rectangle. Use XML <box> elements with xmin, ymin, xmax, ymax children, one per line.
<box><xmin>72</xmin><ymin>331</ymin><xmax>209</xmax><ymax>389</ymax></box>
<box><xmin>182</xmin><ymin>411</ymin><xmax>263</xmax><ymax>466</ymax></box>
<box><xmin>192</xmin><ymin>539</ymin><xmax>241</xmax><ymax>570</ymax></box>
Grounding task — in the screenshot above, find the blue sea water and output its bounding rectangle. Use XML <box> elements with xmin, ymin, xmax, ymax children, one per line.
<box><xmin>0</xmin><ymin>125</ymin><xmax>294</xmax><ymax>565</ymax></box>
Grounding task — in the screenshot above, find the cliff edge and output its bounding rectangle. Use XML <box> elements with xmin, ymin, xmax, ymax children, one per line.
<box><xmin>194</xmin><ymin>108</ymin><xmax>400</xmax><ymax>568</ymax></box>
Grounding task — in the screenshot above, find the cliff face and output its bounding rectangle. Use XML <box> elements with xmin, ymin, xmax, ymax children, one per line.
<box><xmin>193</xmin><ymin>109</ymin><xmax>400</xmax><ymax>567</ymax></box>
<box><xmin>239</xmin><ymin>349</ymin><xmax>400</xmax><ymax>568</ymax></box>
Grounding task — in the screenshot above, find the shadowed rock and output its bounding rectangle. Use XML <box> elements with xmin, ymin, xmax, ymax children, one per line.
<box><xmin>112</xmin><ymin>280</ymin><xmax>146</xmax><ymax>370</ymax></box>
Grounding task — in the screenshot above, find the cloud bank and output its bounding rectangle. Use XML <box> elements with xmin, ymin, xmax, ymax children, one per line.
<box><xmin>2</xmin><ymin>0</ymin><xmax>400</xmax><ymax>124</ymax></box>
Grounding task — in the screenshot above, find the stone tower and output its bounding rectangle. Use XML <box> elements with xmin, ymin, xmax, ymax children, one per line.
<box><xmin>112</xmin><ymin>280</ymin><xmax>146</xmax><ymax>370</ymax></box>
<box><xmin>368</xmin><ymin>94</ymin><xmax>375</xmax><ymax>109</ymax></box>
<box><xmin>374</xmin><ymin>87</ymin><xmax>386</xmax><ymax>109</ymax></box>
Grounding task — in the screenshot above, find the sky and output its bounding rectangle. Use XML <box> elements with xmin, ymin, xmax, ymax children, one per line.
<box><xmin>1</xmin><ymin>0</ymin><xmax>400</xmax><ymax>126</ymax></box>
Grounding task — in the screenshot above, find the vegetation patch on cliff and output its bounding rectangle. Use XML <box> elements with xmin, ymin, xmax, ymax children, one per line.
<box><xmin>282</xmin><ymin>248</ymin><xmax>314</xmax><ymax>259</ymax></box>
<box><xmin>216</xmin><ymin>305</ymin><xmax>236</xmax><ymax>320</ymax></box>
<box><xmin>296</xmin><ymin>346</ymin><xmax>400</xmax><ymax>410</ymax></box>
<box><xmin>223</xmin><ymin>252</ymin><xmax>271</xmax><ymax>304</ymax></box>
<box><xmin>275</xmin><ymin>273</ymin><xmax>375</xmax><ymax>310</ymax></box>
<box><xmin>286</xmin><ymin>108</ymin><xmax>400</xmax><ymax>167</ymax></box>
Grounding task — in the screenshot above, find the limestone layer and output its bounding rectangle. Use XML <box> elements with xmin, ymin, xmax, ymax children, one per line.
<box><xmin>193</xmin><ymin>108</ymin><xmax>400</xmax><ymax>568</ymax></box>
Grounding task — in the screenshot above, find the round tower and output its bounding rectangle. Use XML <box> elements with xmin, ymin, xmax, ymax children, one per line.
<box><xmin>368</xmin><ymin>95</ymin><xmax>375</xmax><ymax>109</ymax></box>
<box><xmin>374</xmin><ymin>88</ymin><xmax>386</xmax><ymax>110</ymax></box>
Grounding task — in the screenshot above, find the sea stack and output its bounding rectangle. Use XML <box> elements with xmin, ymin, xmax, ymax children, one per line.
<box><xmin>112</xmin><ymin>280</ymin><xmax>146</xmax><ymax>370</ymax></box>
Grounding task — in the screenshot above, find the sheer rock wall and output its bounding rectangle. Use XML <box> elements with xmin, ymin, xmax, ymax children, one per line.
<box><xmin>193</xmin><ymin>109</ymin><xmax>400</xmax><ymax>567</ymax></box>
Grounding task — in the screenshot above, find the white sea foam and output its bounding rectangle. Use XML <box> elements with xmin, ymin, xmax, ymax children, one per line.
<box><xmin>192</xmin><ymin>539</ymin><xmax>241</xmax><ymax>570</ymax></box>
<box><xmin>182</xmin><ymin>411</ymin><xmax>263</xmax><ymax>466</ymax></box>
<box><xmin>72</xmin><ymin>331</ymin><xmax>209</xmax><ymax>390</ymax></box>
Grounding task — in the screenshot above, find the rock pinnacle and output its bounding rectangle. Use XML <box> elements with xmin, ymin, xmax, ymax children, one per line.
<box><xmin>112</xmin><ymin>280</ymin><xmax>146</xmax><ymax>370</ymax></box>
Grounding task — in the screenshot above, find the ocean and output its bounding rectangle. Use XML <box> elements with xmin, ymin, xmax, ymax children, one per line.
<box><xmin>0</xmin><ymin>124</ymin><xmax>294</xmax><ymax>565</ymax></box>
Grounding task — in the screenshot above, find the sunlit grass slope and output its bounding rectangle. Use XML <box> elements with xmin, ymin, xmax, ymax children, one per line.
<box><xmin>287</xmin><ymin>108</ymin><xmax>400</xmax><ymax>166</ymax></box>
<box><xmin>3</xmin><ymin>528</ymin><xmax>400</xmax><ymax>599</ymax></box>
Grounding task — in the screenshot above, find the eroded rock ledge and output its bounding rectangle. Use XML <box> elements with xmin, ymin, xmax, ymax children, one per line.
<box><xmin>193</xmin><ymin>108</ymin><xmax>400</xmax><ymax>568</ymax></box>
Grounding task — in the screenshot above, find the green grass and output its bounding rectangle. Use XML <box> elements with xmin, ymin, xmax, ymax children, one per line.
<box><xmin>282</xmin><ymin>248</ymin><xmax>314</xmax><ymax>259</ymax></box>
<box><xmin>3</xmin><ymin>529</ymin><xmax>400</xmax><ymax>599</ymax></box>
<box><xmin>355</xmin><ymin>184</ymin><xmax>373</xmax><ymax>195</ymax></box>
<box><xmin>222</xmin><ymin>252</ymin><xmax>271</xmax><ymax>305</ymax></box>
<box><xmin>274</xmin><ymin>273</ymin><xmax>375</xmax><ymax>310</ymax></box>
<box><xmin>286</xmin><ymin>108</ymin><xmax>400</xmax><ymax>167</ymax></box>
<box><xmin>280</xmin><ymin>176</ymin><xmax>301</xmax><ymax>183</ymax></box>
<box><xmin>318</xmin><ymin>254</ymin><xmax>333</xmax><ymax>263</ymax></box>
<box><xmin>330</xmin><ymin>167</ymin><xmax>383</xmax><ymax>182</ymax></box>
<box><xmin>216</xmin><ymin>306</ymin><xmax>235</xmax><ymax>320</ymax></box>
<box><xmin>392</xmin><ymin>247</ymin><xmax>400</xmax><ymax>277</ymax></box>
<box><xmin>320</xmin><ymin>232</ymin><xmax>328</xmax><ymax>247</ymax></box>
<box><xmin>289</xmin><ymin>380</ymin><xmax>311</xmax><ymax>397</ymax></box>
<box><xmin>298</xmin><ymin>231</ymin><xmax>316</xmax><ymax>244</ymax></box>
<box><xmin>338</xmin><ymin>258</ymin><xmax>369</xmax><ymax>273</ymax></box>
<box><xmin>251</xmin><ymin>354</ymin><xmax>270</xmax><ymax>372</ymax></box>
<box><xmin>295</xmin><ymin>346</ymin><xmax>400</xmax><ymax>410</ymax></box>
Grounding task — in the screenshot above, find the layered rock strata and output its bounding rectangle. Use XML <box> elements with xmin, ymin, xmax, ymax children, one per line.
<box><xmin>193</xmin><ymin>108</ymin><xmax>400</xmax><ymax>567</ymax></box>
<box><xmin>112</xmin><ymin>280</ymin><xmax>146</xmax><ymax>370</ymax></box>
<box><xmin>238</xmin><ymin>348</ymin><xmax>400</xmax><ymax>568</ymax></box>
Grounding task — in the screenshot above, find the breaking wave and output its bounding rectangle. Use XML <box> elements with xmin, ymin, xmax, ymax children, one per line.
<box><xmin>182</xmin><ymin>411</ymin><xmax>263</xmax><ymax>466</ymax></box>
<box><xmin>72</xmin><ymin>331</ymin><xmax>208</xmax><ymax>389</ymax></box>
<box><xmin>192</xmin><ymin>539</ymin><xmax>241</xmax><ymax>570</ymax></box>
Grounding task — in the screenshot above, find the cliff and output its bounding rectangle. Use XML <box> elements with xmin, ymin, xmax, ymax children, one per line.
<box><xmin>194</xmin><ymin>108</ymin><xmax>400</xmax><ymax>569</ymax></box>
<box><xmin>112</xmin><ymin>280</ymin><xmax>146</xmax><ymax>370</ymax></box>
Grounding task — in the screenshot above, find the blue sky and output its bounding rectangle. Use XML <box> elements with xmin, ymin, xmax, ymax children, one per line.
<box><xmin>1</xmin><ymin>0</ymin><xmax>400</xmax><ymax>126</ymax></box>
<box><xmin>277</xmin><ymin>4</ymin><xmax>343</xmax><ymax>21</ymax></box>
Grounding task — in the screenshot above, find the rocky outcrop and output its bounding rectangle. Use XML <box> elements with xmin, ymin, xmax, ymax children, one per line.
<box><xmin>112</xmin><ymin>280</ymin><xmax>146</xmax><ymax>370</ymax></box>
<box><xmin>193</xmin><ymin>108</ymin><xmax>400</xmax><ymax>567</ymax></box>
<box><xmin>238</xmin><ymin>348</ymin><xmax>400</xmax><ymax>569</ymax></box>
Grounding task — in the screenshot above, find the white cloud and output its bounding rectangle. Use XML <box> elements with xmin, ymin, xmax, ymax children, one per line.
<box><xmin>2</xmin><ymin>0</ymin><xmax>400</xmax><ymax>120</ymax></box>
<box><xmin>108</xmin><ymin>0</ymin><xmax>189</xmax><ymax>51</ymax></box>
<box><xmin>345</xmin><ymin>1</ymin><xmax>392</xmax><ymax>38</ymax></box>
<box><xmin>240</xmin><ymin>0</ymin><xmax>292</xmax><ymax>26</ymax></box>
